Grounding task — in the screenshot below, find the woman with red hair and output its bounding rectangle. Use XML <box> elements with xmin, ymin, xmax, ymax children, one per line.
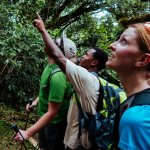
<box><xmin>106</xmin><ymin>22</ymin><xmax>150</xmax><ymax>149</ymax></box>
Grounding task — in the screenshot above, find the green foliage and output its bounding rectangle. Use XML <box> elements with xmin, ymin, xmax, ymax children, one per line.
<box><xmin>0</xmin><ymin>0</ymin><xmax>149</xmax><ymax>106</ymax></box>
<box><xmin>103</xmin><ymin>0</ymin><xmax>149</xmax><ymax>20</ymax></box>
<box><xmin>67</xmin><ymin>14</ymin><xmax>123</xmax><ymax>55</ymax></box>
<box><xmin>0</xmin><ymin>1</ymin><xmax>46</xmax><ymax>105</ymax></box>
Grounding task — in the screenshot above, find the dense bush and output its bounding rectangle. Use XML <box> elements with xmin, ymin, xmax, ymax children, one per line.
<box><xmin>0</xmin><ymin>1</ymin><xmax>46</xmax><ymax>105</ymax></box>
<box><xmin>1</xmin><ymin>0</ymin><xmax>148</xmax><ymax>106</ymax></box>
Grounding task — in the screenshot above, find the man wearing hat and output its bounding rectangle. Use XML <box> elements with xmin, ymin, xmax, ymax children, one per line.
<box><xmin>14</xmin><ymin>36</ymin><xmax>77</xmax><ymax>150</ymax></box>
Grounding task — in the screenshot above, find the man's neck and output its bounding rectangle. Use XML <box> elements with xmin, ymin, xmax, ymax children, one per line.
<box><xmin>88</xmin><ymin>68</ymin><xmax>98</xmax><ymax>73</ymax></box>
<box><xmin>48</xmin><ymin>56</ymin><xmax>55</xmax><ymax>64</ymax></box>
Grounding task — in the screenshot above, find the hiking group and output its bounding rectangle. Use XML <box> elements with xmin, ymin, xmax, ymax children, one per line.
<box><xmin>13</xmin><ymin>12</ymin><xmax>150</xmax><ymax>150</ymax></box>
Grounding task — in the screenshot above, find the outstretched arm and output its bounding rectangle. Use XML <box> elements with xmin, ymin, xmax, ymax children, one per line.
<box><xmin>33</xmin><ymin>13</ymin><xmax>67</xmax><ymax>73</ymax></box>
<box><xmin>14</xmin><ymin>102</ymin><xmax>60</xmax><ymax>141</ymax></box>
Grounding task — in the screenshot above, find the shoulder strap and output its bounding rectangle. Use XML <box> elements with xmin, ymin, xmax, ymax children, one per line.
<box><xmin>120</xmin><ymin>95</ymin><xmax>134</xmax><ymax>115</ymax></box>
<box><xmin>100</xmin><ymin>70</ymin><xmax>120</xmax><ymax>87</ymax></box>
<box><xmin>74</xmin><ymin>91</ymin><xmax>89</xmax><ymax>142</ymax></box>
<box><xmin>92</xmin><ymin>72</ymin><xmax>118</xmax><ymax>112</ymax></box>
<box><xmin>130</xmin><ymin>91</ymin><xmax>150</xmax><ymax>107</ymax></box>
<box><xmin>90</xmin><ymin>72</ymin><xmax>104</xmax><ymax>111</ymax></box>
<box><xmin>120</xmin><ymin>89</ymin><xmax>150</xmax><ymax>111</ymax></box>
<box><xmin>49</xmin><ymin>66</ymin><xmax>61</xmax><ymax>81</ymax></box>
<box><xmin>45</xmin><ymin>66</ymin><xmax>61</xmax><ymax>94</ymax></box>
<box><xmin>75</xmin><ymin>72</ymin><xmax>104</xmax><ymax>113</ymax></box>
<box><xmin>74</xmin><ymin>92</ymin><xmax>89</xmax><ymax>119</ymax></box>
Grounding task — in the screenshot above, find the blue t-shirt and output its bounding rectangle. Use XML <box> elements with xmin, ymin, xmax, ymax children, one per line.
<box><xmin>119</xmin><ymin>104</ymin><xmax>150</xmax><ymax>150</ymax></box>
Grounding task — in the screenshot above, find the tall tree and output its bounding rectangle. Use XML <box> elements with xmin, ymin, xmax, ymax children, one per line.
<box><xmin>5</xmin><ymin>0</ymin><xmax>150</xmax><ymax>29</ymax></box>
<box><xmin>0</xmin><ymin>0</ymin><xmax>149</xmax><ymax>105</ymax></box>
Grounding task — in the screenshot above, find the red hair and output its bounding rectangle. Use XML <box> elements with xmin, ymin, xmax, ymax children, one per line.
<box><xmin>129</xmin><ymin>23</ymin><xmax>150</xmax><ymax>53</ymax></box>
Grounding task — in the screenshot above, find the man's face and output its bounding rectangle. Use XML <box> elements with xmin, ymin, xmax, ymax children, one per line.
<box><xmin>79</xmin><ymin>49</ymin><xmax>96</xmax><ymax>69</ymax></box>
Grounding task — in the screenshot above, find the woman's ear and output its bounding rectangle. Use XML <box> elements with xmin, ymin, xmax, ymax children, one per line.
<box><xmin>136</xmin><ymin>53</ymin><xmax>150</xmax><ymax>67</ymax></box>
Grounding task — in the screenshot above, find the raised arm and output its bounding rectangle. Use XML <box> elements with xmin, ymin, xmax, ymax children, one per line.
<box><xmin>33</xmin><ymin>12</ymin><xmax>67</xmax><ymax>73</ymax></box>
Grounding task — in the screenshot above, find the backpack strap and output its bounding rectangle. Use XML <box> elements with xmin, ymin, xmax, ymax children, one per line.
<box><xmin>44</xmin><ymin>65</ymin><xmax>61</xmax><ymax>96</ymax></box>
<box><xmin>49</xmin><ymin>65</ymin><xmax>74</xmax><ymax>100</ymax></box>
<box><xmin>120</xmin><ymin>88</ymin><xmax>150</xmax><ymax>113</ymax></box>
<box><xmin>100</xmin><ymin>70</ymin><xmax>120</xmax><ymax>87</ymax></box>
<box><xmin>48</xmin><ymin>66</ymin><xmax>61</xmax><ymax>81</ymax></box>
<box><xmin>74</xmin><ymin>92</ymin><xmax>89</xmax><ymax>120</ymax></box>
<box><xmin>130</xmin><ymin>91</ymin><xmax>150</xmax><ymax>107</ymax></box>
<box><xmin>91</xmin><ymin>72</ymin><xmax>112</xmax><ymax>112</ymax></box>
<box><xmin>120</xmin><ymin>95</ymin><xmax>134</xmax><ymax>115</ymax></box>
<box><xmin>74</xmin><ymin>91</ymin><xmax>90</xmax><ymax>149</ymax></box>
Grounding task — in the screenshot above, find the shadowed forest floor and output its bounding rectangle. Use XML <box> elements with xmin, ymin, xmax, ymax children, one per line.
<box><xmin>0</xmin><ymin>102</ymin><xmax>39</xmax><ymax>150</ymax></box>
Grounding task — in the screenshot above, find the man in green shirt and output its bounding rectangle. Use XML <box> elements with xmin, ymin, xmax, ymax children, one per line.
<box><xmin>14</xmin><ymin>37</ymin><xmax>77</xmax><ymax>150</ymax></box>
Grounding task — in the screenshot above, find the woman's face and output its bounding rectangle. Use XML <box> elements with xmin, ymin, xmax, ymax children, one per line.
<box><xmin>106</xmin><ymin>27</ymin><xmax>142</xmax><ymax>73</ymax></box>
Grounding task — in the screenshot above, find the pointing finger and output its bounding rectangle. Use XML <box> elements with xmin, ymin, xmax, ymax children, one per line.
<box><xmin>36</xmin><ymin>12</ymin><xmax>42</xmax><ymax>19</ymax></box>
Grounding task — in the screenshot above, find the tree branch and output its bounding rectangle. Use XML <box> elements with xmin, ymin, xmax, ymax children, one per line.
<box><xmin>46</xmin><ymin>2</ymin><xmax>103</xmax><ymax>29</ymax></box>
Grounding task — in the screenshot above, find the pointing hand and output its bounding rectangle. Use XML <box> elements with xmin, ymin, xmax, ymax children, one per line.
<box><xmin>33</xmin><ymin>12</ymin><xmax>46</xmax><ymax>33</ymax></box>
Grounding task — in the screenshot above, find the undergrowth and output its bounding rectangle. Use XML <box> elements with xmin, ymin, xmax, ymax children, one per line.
<box><xmin>0</xmin><ymin>102</ymin><xmax>39</xmax><ymax>150</ymax></box>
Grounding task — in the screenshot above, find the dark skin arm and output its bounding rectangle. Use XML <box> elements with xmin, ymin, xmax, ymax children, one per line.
<box><xmin>33</xmin><ymin>13</ymin><xmax>67</xmax><ymax>73</ymax></box>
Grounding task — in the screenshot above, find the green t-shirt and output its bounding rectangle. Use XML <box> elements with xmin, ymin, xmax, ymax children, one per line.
<box><xmin>38</xmin><ymin>64</ymin><xmax>72</xmax><ymax>124</ymax></box>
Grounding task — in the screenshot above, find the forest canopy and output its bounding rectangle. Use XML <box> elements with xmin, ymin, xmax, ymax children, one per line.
<box><xmin>0</xmin><ymin>0</ymin><xmax>150</xmax><ymax>105</ymax></box>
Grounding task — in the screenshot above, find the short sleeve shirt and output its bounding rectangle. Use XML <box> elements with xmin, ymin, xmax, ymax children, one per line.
<box><xmin>38</xmin><ymin>64</ymin><xmax>72</xmax><ymax>124</ymax></box>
